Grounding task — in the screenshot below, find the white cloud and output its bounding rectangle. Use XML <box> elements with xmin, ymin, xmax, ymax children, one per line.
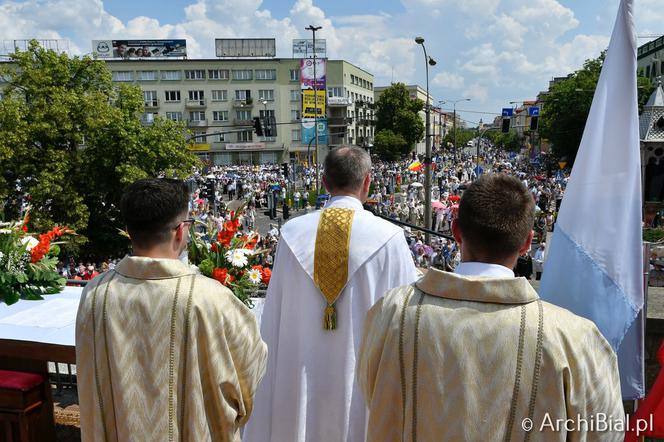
<box><xmin>432</xmin><ymin>71</ymin><xmax>465</xmax><ymax>89</ymax></box>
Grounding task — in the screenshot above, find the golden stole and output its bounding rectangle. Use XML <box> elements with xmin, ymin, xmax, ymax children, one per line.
<box><xmin>313</xmin><ymin>208</ymin><xmax>355</xmax><ymax>330</ymax></box>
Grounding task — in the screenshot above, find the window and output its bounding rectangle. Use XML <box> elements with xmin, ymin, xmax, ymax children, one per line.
<box><xmin>191</xmin><ymin>131</ymin><xmax>206</xmax><ymax>143</ymax></box>
<box><xmin>112</xmin><ymin>71</ymin><xmax>133</xmax><ymax>82</ymax></box>
<box><xmin>232</xmin><ymin>70</ymin><xmax>253</xmax><ymax>80</ymax></box>
<box><xmin>291</xmin><ymin>129</ymin><xmax>301</xmax><ymax>141</ymax></box>
<box><xmin>185</xmin><ymin>70</ymin><xmax>205</xmax><ymax>80</ymax></box>
<box><xmin>164</xmin><ymin>90</ymin><xmax>181</xmax><ymax>102</ymax></box>
<box><xmin>328</xmin><ymin>87</ymin><xmax>343</xmax><ymax>97</ymax></box>
<box><xmin>137</xmin><ymin>71</ymin><xmax>157</xmax><ymax>81</ymax></box>
<box><xmin>291</xmin><ymin>109</ymin><xmax>300</xmax><ymax>121</ymax></box>
<box><xmin>259</xmin><ymin>109</ymin><xmax>275</xmax><ymax>119</ymax></box>
<box><xmin>141</xmin><ymin>112</ymin><xmax>156</xmax><ymax>124</ymax></box>
<box><xmin>165</xmin><ymin>112</ymin><xmax>182</xmax><ymax>121</ymax></box>
<box><xmin>189</xmin><ymin>111</ymin><xmax>206</xmax><ymax>121</ymax></box>
<box><xmin>237</xmin><ymin>130</ymin><xmax>253</xmax><ymax>142</ymax></box>
<box><xmin>234</xmin><ymin>90</ymin><xmax>251</xmax><ymax>101</ymax></box>
<box><xmin>161</xmin><ymin>70</ymin><xmax>182</xmax><ymax>81</ymax></box>
<box><xmin>213</xmin><ymin>111</ymin><xmax>229</xmax><ymax>121</ymax></box>
<box><xmin>188</xmin><ymin>90</ymin><xmax>205</xmax><ymax>101</ymax></box>
<box><xmin>211</xmin><ymin>90</ymin><xmax>228</xmax><ymax>101</ymax></box>
<box><xmin>208</xmin><ymin>69</ymin><xmax>229</xmax><ymax>80</ymax></box>
<box><xmin>290</xmin><ymin>89</ymin><xmax>300</xmax><ymax>102</ymax></box>
<box><xmin>290</xmin><ymin>69</ymin><xmax>300</xmax><ymax>81</ymax></box>
<box><xmin>236</xmin><ymin>110</ymin><xmax>252</xmax><ymax>121</ymax></box>
<box><xmin>258</xmin><ymin>89</ymin><xmax>274</xmax><ymax>101</ymax></box>
<box><xmin>213</xmin><ymin>132</ymin><xmax>226</xmax><ymax>142</ymax></box>
<box><xmin>255</xmin><ymin>69</ymin><xmax>276</xmax><ymax>80</ymax></box>
<box><xmin>143</xmin><ymin>91</ymin><xmax>158</xmax><ymax>106</ymax></box>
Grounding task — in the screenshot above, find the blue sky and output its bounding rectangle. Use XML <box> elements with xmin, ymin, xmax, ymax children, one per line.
<box><xmin>0</xmin><ymin>0</ymin><xmax>661</xmax><ymax>124</ymax></box>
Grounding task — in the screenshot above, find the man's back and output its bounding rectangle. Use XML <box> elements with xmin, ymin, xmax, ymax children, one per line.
<box><xmin>244</xmin><ymin>196</ymin><xmax>418</xmax><ymax>442</ymax></box>
<box><xmin>76</xmin><ymin>257</ymin><xmax>267</xmax><ymax>442</ymax></box>
<box><xmin>358</xmin><ymin>269</ymin><xmax>624</xmax><ymax>441</ymax></box>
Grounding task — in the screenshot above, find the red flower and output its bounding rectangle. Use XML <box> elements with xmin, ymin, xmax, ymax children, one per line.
<box><xmin>212</xmin><ymin>267</ymin><xmax>229</xmax><ymax>285</ymax></box>
<box><xmin>21</xmin><ymin>214</ymin><xmax>30</xmax><ymax>232</ymax></box>
<box><xmin>211</xmin><ymin>243</ymin><xmax>219</xmax><ymax>253</ymax></box>
<box><xmin>251</xmin><ymin>265</ymin><xmax>263</xmax><ymax>272</ymax></box>
<box><xmin>261</xmin><ymin>268</ymin><xmax>272</xmax><ymax>285</ymax></box>
<box><xmin>30</xmin><ymin>226</ymin><xmax>71</xmax><ymax>263</ymax></box>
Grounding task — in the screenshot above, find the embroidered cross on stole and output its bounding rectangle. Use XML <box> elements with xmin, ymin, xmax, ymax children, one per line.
<box><xmin>313</xmin><ymin>208</ymin><xmax>355</xmax><ymax>330</ymax></box>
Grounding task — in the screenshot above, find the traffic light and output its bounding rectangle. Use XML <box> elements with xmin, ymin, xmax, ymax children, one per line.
<box><xmin>501</xmin><ymin>117</ymin><xmax>511</xmax><ymax>133</ymax></box>
<box><xmin>282</xmin><ymin>163</ymin><xmax>289</xmax><ymax>178</ymax></box>
<box><xmin>530</xmin><ymin>116</ymin><xmax>539</xmax><ymax>131</ymax></box>
<box><xmin>265</xmin><ymin>116</ymin><xmax>277</xmax><ymax>137</ymax></box>
<box><xmin>253</xmin><ymin>117</ymin><xmax>264</xmax><ymax>136</ymax></box>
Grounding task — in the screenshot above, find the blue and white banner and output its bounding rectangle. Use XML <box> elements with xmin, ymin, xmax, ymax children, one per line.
<box><xmin>539</xmin><ymin>0</ymin><xmax>644</xmax><ymax>399</ymax></box>
<box><xmin>302</xmin><ymin>118</ymin><xmax>328</xmax><ymax>145</ymax></box>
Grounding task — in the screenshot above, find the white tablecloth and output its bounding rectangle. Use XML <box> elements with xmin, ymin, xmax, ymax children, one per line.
<box><xmin>0</xmin><ymin>286</ymin><xmax>265</xmax><ymax>347</ymax></box>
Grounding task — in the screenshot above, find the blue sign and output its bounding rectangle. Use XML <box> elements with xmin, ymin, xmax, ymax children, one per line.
<box><xmin>502</xmin><ymin>108</ymin><xmax>513</xmax><ymax>117</ymax></box>
<box><xmin>528</xmin><ymin>107</ymin><xmax>540</xmax><ymax>117</ymax></box>
<box><xmin>302</xmin><ymin>118</ymin><xmax>328</xmax><ymax>145</ymax></box>
<box><xmin>474</xmin><ymin>165</ymin><xmax>484</xmax><ymax>176</ymax></box>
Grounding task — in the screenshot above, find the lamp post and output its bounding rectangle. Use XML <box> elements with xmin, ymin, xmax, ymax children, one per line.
<box><xmin>415</xmin><ymin>36</ymin><xmax>436</xmax><ymax>244</ymax></box>
<box><xmin>306</xmin><ymin>25</ymin><xmax>322</xmax><ymax>195</ymax></box>
<box><xmin>440</xmin><ymin>98</ymin><xmax>471</xmax><ymax>165</ymax></box>
<box><xmin>261</xmin><ymin>99</ymin><xmax>268</xmax><ymax>141</ymax></box>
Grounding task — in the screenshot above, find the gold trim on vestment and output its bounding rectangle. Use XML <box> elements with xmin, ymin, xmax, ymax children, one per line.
<box><xmin>313</xmin><ymin>208</ymin><xmax>355</xmax><ymax>330</ymax></box>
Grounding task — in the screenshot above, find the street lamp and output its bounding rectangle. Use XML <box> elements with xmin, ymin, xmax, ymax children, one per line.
<box><xmin>415</xmin><ymin>36</ymin><xmax>437</xmax><ymax>244</ymax></box>
<box><xmin>306</xmin><ymin>25</ymin><xmax>322</xmax><ymax>195</ymax></box>
<box><xmin>440</xmin><ymin>98</ymin><xmax>471</xmax><ymax>164</ymax></box>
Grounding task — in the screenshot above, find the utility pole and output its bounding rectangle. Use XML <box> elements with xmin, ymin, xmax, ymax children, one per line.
<box><xmin>306</xmin><ymin>25</ymin><xmax>322</xmax><ymax>195</ymax></box>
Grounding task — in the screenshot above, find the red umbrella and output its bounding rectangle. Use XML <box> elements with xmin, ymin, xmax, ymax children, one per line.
<box><xmin>535</xmin><ymin>175</ymin><xmax>546</xmax><ymax>181</ymax></box>
<box><xmin>448</xmin><ymin>195</ymin><xmax>461</xmax><ymax>203</ymax></box>
<box><xmin>432</xmin><ymin>201</ymin><xmax>445</xmax><ymax>210</ymax></box>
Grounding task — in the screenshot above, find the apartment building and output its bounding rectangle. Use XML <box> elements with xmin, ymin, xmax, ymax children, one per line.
<box><xmin>105</xmin><ymin>58</ymin><xmax>374</xmax><ymax>165</ymax></box>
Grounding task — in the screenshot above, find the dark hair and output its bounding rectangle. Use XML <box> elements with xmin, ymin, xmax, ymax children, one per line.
<box><xmin>457</xmin><ymin>174</ymin><xmax>534</xmax><ymax>261</ymax></box>
<box><xmin>323</xmin><ymin>146</ymin><xmax>371</xmax><ymax>192</ymax></box>
<box><xmin>120</xmin><ymin>178</ymin><xmax>189</xmax><ymax>248</ymax></box>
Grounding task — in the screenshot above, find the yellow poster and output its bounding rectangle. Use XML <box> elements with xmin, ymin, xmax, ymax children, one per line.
<box><xmin>302</xmin><ymin>90</ymin><xmax>326</xmax><ymax>118</ymax></box>
<box><xmin>188</xmin><ymin>143</ymin><xmax>210</xmax><ymax>151</ymax></box>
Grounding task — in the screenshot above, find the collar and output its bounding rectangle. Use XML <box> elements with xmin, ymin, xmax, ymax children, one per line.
<box><xmin>455</xmin><ymin>261</ymin><xmax>515</xmax><ymax>278</ymax></box>
<box><xmin>114</xmin><ymin>256</ymin><xmax>196</xmax><ymax>280</ymax></box>
<box><xmin>326</xmin><ymin>195</ymin><xmax>364</xmax><ymax>211</ymax></box>
<box><xmin>415</xmin><ymin>267</ymin><xmax>538</xmax><ymax>305</ymax></box>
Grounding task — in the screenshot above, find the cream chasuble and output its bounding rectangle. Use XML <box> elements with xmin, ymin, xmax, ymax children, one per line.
<box><xmin>243</xmin><ymin>196</ymin><xmax>418</xmax><ymax>442</ymax></box>
<box><xmin>75</xmin><ymin>256</ymin><xmax>267</xmax><ymax>442</ymax></box>
<box><xmin>358</xmin><ymin>267</ymin><xmax>624</xmax><ymax>442</ymax></box>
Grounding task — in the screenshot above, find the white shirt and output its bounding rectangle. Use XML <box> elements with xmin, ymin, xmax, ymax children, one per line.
<box><xmin>455</xmin><ymin>261</ymin><xmax>515</xmax><ymax>278</ymax></box>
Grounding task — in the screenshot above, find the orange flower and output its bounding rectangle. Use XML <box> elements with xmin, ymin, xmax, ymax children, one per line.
<box><xmin>30</xmin><ymin>226</ymin><xmax>71</xmax><ymax>263</ymax></box>
<box><xmin>212</xmin><ymin>267</ymin><xmax>229</xmax><ymax>285</ymax></box>
<box><xmin>251</xmin><ymin>264</ymin><xmax>263</xmax><ymax>272</ymax></box>
<box><xmin>261</xmin><ymin>268</ymin><xmax>272</xmax><ymax>285</ymax></box>
<box><xmin>21</xmin><ymin>214</ymin><xmax>29</xmax><ymax>232</ymax></box>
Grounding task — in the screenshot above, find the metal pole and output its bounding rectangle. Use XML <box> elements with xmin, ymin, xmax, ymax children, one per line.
<box><xmin>305</xmin><ymin>26</ymin><xmax>322</xmax><ymax>195</ymax></box>
<box><xmin>453</xmin><ymin>103</ymin><xmax>457</xmax><ymax>165</ymax></box>
<box><xmin>424</xmin><ymin>57</ymin><xmax>432</xmax><ymax>244</ymax></box>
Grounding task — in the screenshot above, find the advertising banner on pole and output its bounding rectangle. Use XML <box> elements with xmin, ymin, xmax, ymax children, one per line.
<box><xmin>302</xmin><ymin>118</ymin><xmax>328</xmax><ymax>145</ymax></box>
<box><xmin>92</xmin><ymin>39</ymin><xmax>187</xmax><ymax>58</ymax></box>
<box><xmin>301</xmin><ymin>90</ymin><xmax>327</xmax><ymax>118</ymax></box>
<box><xmin>300</xmin><ymin>58</ymin><xmax>326</xmax><ymax>90</ymax></box>
<box><xmin>292</xmin><ymin>39</ymin><xmax>326</xmax><ymax>58</ymax></box>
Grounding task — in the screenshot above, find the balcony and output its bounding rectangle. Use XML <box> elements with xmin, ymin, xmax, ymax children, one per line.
<box><xmin>233</xmin><ymin>118</ymin><xmax>253</xmax><ymax>126</ymax></box>
<box><xmin>233</xmin><ymin>99</ymin><xmax>254</xmax><ymax>108</ymax></box>
<box><xmin>209</xmin><ymin>119</ymin><xmax>229</xmax><ymax>126</ymax></box>
<box><xmin>187</xmin><ymin>119</ymin><xmax>208</xmax><ymax>127</ymax></box>
<box><xmin>185</xmin><ymin>98</ymin><xmax>207</xmax><ymax>108</ymax></box>
<box><xmin>144</xmin><ymin>99</ymin><xmax>159</xmax><ymax>109</ymax></box>
<box><xmin>328</xmin><ymin>117</ymin><xmax>350</xmax><ymax>127</ymax></box>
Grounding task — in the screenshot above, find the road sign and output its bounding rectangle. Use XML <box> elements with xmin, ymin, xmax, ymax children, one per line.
<box><xmin>502</xmin><ymin>108</ymin><xmax>513</xmax><ymax>117</ymax></box>
<box><xmin>558</xmin><ymin>161</ymin><xmax>567</xmax><ymax>169</ymax></box>
<box><xmin>528</xmin><ymin>107</ymin><xmax>540</xmax><ymax>117</ymax></box>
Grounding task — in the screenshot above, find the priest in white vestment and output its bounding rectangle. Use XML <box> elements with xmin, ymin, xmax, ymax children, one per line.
<box><xmin>76</xmin><ymin>179</ymin><xmax>267</xmax><ymax>442</ymax></box>
<box><xmin>358</xmin><ymin>174</ymin><xmax>624</xmax><ymax>441</ymax></box>
<box><xmin>244</xmin><ymin>147</ymin><xmax>418</xmax><ymax>442</ymax></box>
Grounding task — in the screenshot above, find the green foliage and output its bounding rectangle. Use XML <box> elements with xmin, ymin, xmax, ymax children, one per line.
<box><xmin>539</xmin><ymin>51</ymin><xmax>655</xmax><ymax>164</ymax></box>
<box><xmin>374</xmin><ymin>83</ymin><xmax>425</xmax><ymax>160</ymax></box>
<box><xmin>644</xmin><ymin>229</ymin><xmax>664</xmax><ymax>243</ymax></box>
<box><xmin>442</xmin><ymin>127</ymin><xmax>475</xmax><ymax>151</ymax></box>
<box><xmin>0</xmin><ymin>41</ymin><xmax>199</xmax><ymax>257</ymax></box>
<box><xmin>485</xmin><ymin>130</ymin><xmax>521</xmax><ymax>152</ymax></box>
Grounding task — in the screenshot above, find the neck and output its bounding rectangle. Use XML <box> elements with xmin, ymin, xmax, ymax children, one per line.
<box><xmin>131</xmin><ymin>244</ymin><xmax>180</xmax><ymax>260</ymax></box>
<box><xmin>461</xmin><ymin>249</ymin><xmax>518</xmax><ymax>270</ymax></box>
<box><xmin>330</xmin><ymin>191</ymin><xmax>364</xmax><ymax>202</ymax></box>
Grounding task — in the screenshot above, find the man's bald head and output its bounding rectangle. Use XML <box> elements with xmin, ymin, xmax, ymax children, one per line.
<box><xmin>322</xmin><ymin>146</ymin><xmax>372</xmax><ymax>193</ymax></box>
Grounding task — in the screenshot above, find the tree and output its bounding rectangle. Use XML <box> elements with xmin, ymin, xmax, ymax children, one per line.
<box><xmin>539</xmin><ymin>52</ymin><xmax>654</xmax><ymax>163</ymax></box>
<box><xmin>0</xmin><ymin>41</ymin><xmax>199</xmax><ymax>257</ymax></box>
<box><xmin>442</xmin><ymin>127</ymin><xmax>474</xmax><ymax>152</ymax></box>
<box><xmin>374</xmin><ymin>83</ymin><xmax>424</xmax><ymax>160</ymax></box>
<box><xmin>485</xmin><ymin>130</ymin><xmax>520</xmax><ymax>152</ymax></box>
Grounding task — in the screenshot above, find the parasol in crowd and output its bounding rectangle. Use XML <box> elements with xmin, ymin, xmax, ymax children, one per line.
<box><xmin>448</xmin><ymin>195</ymin><xmax>461</xmax><ymax>203</ymax></box>
<box><xmin>410</xmin><ymin>182</ymin><xmax>424</xmax><ymax>188</ymax></box>
<box><xmin>431</xmin><ymin>201</ymin><xmax>445</xmax><ymax>210</ymax></box>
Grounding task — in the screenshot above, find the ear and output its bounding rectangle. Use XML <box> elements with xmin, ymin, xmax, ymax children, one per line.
<box><xmin>363</xmin><ymin>174</ymin><xmax>371</xmax><ymax>192</ymax></box>
<box><xmin>517</xmin><ymin>230</ymin><xmax>534</xmax><ymax>256</ymax></box>
<box><xmin>174</xmin><ymin>223</ymin><xmax>185</xmax><ymax>243</ymax></box>
<box><xmin>451</xmin><ymin>218</ymin><xmax>463</xmax><ymax>246</ymax></box>
<box><xmin>321</xmin><ymin>176</ymin><xmax>330</xmax><ymax>192</ymax></box>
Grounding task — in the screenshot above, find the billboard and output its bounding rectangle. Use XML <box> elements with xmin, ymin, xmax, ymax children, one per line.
<box><xmin>292</xmin><ymin>39</ymin><xmax>326</xmax><ymax>58</ymax></box>
<box><xmin>215</xmin><ymin>39</ymin><xmax>276</xmax><ymax>58</ymax></box>
<box><xmin>188</xmin><ymin>143</ymin><xmax>210</xmax><ymax>152</ymax></box>
<box><xmin>302</xmin><ymin>118</ymin><xmax>328</xmax><ymax>145</ymax></box>
<box><xmin>92</xmin><ymin>40</ymin><xmax>187</xmax><ymax>59</ymax></box>
<box><xmin>300</xmin><ymin>58</ymin><xmax>326</xmax><ymax>90</ymax></box>
<box><xmin>301</xmin><ymin>90</ymin><xmax>326</xmax><ymax>118</ymax></box>
<box><xmin>226</xmin><ymin>142</ymin><xmax>267</xmax><ymax>151</ymax></box>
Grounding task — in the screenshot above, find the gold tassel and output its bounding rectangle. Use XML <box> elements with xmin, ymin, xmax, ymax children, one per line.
<box><xmin>323</xmin><ymin>304</ymin><xmax>337</xmax><ymax>330</ymax></box>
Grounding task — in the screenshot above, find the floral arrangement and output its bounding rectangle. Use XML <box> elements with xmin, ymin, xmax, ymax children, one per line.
<box><xmin>188</xmin><ymin>209</ymin><xmax>270</xmax><ymax>308</ymax></box>
<box><xmin>0</xmin><ymin>214</ymin><xmax>73</xmax><ymax>305</ymax></box>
